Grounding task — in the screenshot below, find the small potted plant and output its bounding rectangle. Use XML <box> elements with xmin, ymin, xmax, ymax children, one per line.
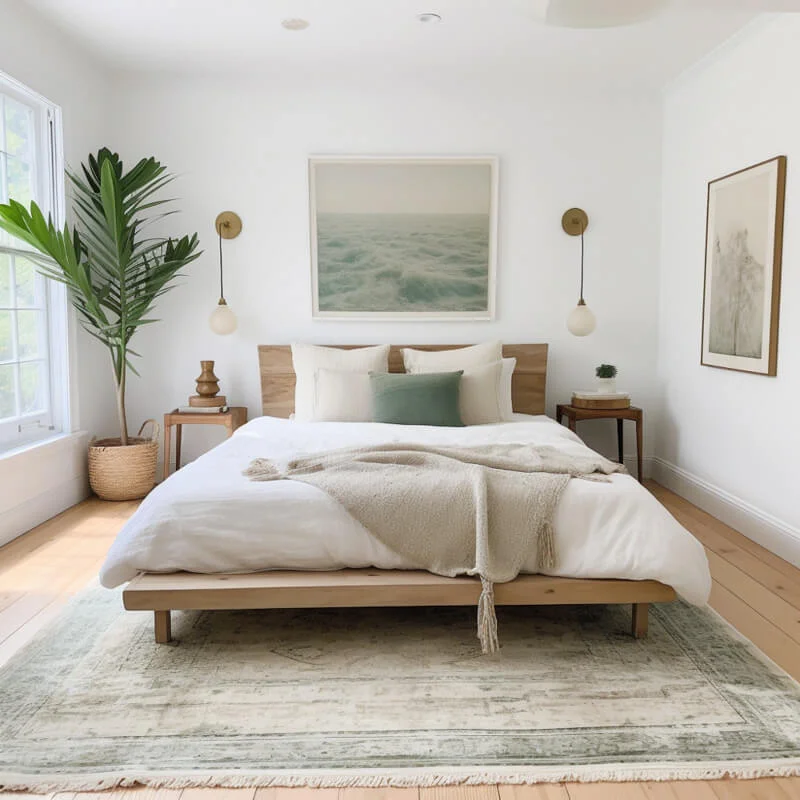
<box><xmin>0</xmin><ymin>148</ymin><xmax>201</xmax><ymax>501</ymax></box>
<box><xmin>595</xmin><ymin>364</ymin><xmax>618</xmax><ymax>393</ymax></box>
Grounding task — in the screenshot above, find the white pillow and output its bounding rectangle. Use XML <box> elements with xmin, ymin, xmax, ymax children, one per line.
<box><xmin>292</xmin><ymin>343</ymin><xmax>389</xmax><ymax>421</ymax></box>
<box><xmin>313</xmin><ymin>369</ymin><xmax>373</xmax><ymax>422</ymax></box>
<box><xmin>499</xmin><ymin>357</ymin><xmax>516</xmax><ymax>421</ymax></box>
<box><xmin>460</xmin><ymin>358</ymin><xmax>516</xmax><ymax>425</ymax></box>
<box><xmin>460</xmin><ymin>361</ymin><xmax>503</xmax><ymax>425</ymax></box>
<box><xmin>402</xmin><ymin>341</ymin><xmax>503</xmax><ymax>374</ymax></box>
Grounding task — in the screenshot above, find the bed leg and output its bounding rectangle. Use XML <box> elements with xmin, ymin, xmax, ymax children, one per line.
<box><xmin>154</xmin><ymin>610</ymin><xmax>172</xmax><ymax>644</ymax></box>
<box><xmin>632</xmin><ymin>603</ymin><xmax>648</xmax><ymax>639</ymax></box>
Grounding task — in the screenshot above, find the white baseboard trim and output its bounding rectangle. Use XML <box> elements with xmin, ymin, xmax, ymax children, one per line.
<box><xmin>650</xmin><ymin>457</ymin><xmax>800</xmax><ymax>569</ymax></box>
<box><xmin>622</xmin><ymin>454</ymin><xmax>655</xmax><ymax>480</ymax></box>
<box><xmin>0</xmin><ymin>475</ymin><xmax>89</xmax><ymax>548</ymax></box>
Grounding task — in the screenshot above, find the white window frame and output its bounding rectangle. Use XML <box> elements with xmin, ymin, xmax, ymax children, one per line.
<box><xmin>0</xmin><ymin>70</ymin><xmax>69</xmax><ymax>452</ymax></box>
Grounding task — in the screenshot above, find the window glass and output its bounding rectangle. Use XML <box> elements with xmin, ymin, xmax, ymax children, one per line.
<box><xmin>0</xmin><ymin>77</ymin><xmax>66</xmax><ymax>449</ymax></box>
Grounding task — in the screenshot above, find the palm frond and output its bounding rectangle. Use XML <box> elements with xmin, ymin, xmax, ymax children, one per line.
<box><xmin>0</xmin><ymin>148</ymin><xmax>202</xmax><ymax>442</ymax></box>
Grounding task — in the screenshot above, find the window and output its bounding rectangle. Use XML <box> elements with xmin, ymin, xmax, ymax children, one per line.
<box><xmin>0</xmin><ymin>72</ymin><xmax>67</xmax><ymax>451</ymax></box>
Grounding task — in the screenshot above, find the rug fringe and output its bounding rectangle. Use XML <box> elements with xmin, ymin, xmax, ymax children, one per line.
<box><xmin>3</xmin><ymin>760</ymin><xmax>800</xmax><ymax>793</ymax></box>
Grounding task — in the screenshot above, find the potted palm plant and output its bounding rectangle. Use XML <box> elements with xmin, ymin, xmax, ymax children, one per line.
<box><xmin>0</xmin><ymin>148</ymin><xmax>200</xmax><ymax>500</ymax></box>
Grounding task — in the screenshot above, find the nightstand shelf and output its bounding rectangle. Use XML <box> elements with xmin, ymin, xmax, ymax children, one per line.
<box><xmin>163</xmin><ymin>406</ymin><xmax>248</xmax><ymax>479</ymax></box>
<box><xmin>556</xmin><ymin>404</ymin><xmax>643</xmax><ymax>483</ymax></box>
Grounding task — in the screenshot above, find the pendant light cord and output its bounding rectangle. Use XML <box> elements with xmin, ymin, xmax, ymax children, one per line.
<box><xmin>581</xmin><ymin>225</ymin><xmax>585</xmax><ymax>303</ymax></box>
<box><xmin>218</xmin><ymin>224</ymin><xmax>225</xmax><ymax>301</ymax></box>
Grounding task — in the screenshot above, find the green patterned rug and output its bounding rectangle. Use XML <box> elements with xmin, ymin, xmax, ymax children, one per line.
<box><xmin>1</xmin><ymin>586</ymin><xmax>799</xmax><ymax>790</ymax></box>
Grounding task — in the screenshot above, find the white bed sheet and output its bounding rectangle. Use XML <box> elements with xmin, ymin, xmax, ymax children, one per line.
<box><xmin>99</xmin><ymin>414</ymin><xmax>711</xmax><ymax>604</ymax></box>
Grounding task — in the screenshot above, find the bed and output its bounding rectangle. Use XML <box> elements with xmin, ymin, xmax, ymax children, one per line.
<box><xmin>104</xmin><ymin>344</ymin><xmax>711</xmax><ymax>646</ymax></box>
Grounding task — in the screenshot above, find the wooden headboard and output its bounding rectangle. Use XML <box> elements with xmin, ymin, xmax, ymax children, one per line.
<box><xmin>258</xmin><ymin>344</ymin><xmax>548</xmax><ymax>418</ymax></box>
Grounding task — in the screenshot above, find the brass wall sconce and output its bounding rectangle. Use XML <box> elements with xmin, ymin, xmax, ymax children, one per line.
<box><xmin>562</xmin><ymin>207</ymin><xmax>596</xmax><ymax>337</ymax></box>
<box><xmin>209</xmin><ymin>211</ymin><xmax>242</xmax><ymax>335</ymax></box>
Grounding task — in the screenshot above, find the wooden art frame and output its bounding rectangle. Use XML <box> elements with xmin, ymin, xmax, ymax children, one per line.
<box><xmin>701</xmin><ymin>156</ymin><xmax>787</xmax><ymax>376</ymax></box>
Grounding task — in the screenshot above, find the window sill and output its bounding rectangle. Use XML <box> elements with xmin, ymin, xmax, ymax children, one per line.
<box><xmin>0</xmin><ymin>430</ymin><xmax>89</xmax><ymax>461</ymax></box>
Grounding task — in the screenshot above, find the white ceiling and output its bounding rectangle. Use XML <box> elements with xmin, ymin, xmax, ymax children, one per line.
<box><xmin>19</xmin><ymin>0</ymin><xmax>800</xmax><ymax>89</ymax></box>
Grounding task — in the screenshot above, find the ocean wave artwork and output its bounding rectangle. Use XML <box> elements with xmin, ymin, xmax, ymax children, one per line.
<box><xmin>316</xmin><ymin>212</ymin><xmax>491</xmax><ymax>314</ymax></box>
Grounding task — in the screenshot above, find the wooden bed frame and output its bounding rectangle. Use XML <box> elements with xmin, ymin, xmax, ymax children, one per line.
<box><xmin>123</xmin><ymin>344</ymin><xmax>676</xmax><ymax>644</ymax></box>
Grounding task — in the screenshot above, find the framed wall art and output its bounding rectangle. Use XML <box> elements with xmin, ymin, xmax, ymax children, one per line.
<box><xmin>701</xmin><ymin>155</ymin><xmax>787</xmax><ymax>376</ymax></box>
<box><xmin>309</xmin><ymin>156</ymin><xmax>498</xmax><ymax>320</ymax></box>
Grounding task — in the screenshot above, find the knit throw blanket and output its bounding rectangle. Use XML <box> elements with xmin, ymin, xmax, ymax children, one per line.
<box><xmin>244</xmin><ymin>443</ymin><xmax>624</xmax><ymax>654</ymax></box>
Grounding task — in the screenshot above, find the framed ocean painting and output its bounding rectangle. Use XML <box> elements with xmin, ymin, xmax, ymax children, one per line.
<box><xmin>309</xmin><ymin>156</ymin><xmax>498</xmax><ymax>319</ymax></box>
<box><xmin>701</xmin><ymin>156</ymin><xmax>787</xmax><ymax>376</ymax></box>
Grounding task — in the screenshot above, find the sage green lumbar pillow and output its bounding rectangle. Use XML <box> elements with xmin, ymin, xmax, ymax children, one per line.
<box><xmin>370</xmin><ymin>371</ymin><xmax>464</xmax><ymax>427</ymax></box>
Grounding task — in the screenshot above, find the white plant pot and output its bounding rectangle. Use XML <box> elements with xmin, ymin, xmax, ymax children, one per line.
<box><xmin>596</xmin><ymin>377</ymin><xmax>616</xmax><ymax>393</ymax></box>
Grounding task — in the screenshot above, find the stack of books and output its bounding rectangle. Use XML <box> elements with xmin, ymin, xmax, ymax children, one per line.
<box><xmin>176</xmin><ymin>405</ymin><xmax>229</xmax><ymax>414</ymax></box>
<box><xmin>571</xmin><ymin>391</ymin><xmax>630</xmax><ymax>410</ymax></box>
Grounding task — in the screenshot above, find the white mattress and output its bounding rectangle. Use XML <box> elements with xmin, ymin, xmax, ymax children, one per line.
<box><xmin>99</xmin><ymin>414</ymin><xmax>712</xmax><ymax>604</ymax></box>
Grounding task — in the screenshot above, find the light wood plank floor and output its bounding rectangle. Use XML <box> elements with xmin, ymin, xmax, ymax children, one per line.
<box><xmin>1</xmin><ymin>482</ymin><xmax>799</xmax><ymax>799</ymax></box>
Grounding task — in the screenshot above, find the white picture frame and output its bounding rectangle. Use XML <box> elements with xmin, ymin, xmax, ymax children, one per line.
<box><xmin>309</xmin><ymin>156</ymin><xmax>498</xmax><ymax>320</ymax></box>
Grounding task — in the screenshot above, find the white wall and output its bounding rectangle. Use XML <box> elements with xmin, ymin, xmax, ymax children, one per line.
<box><xmin>657</xmin><ymin>15</ymin><xmax>800</xmax><ymax>564</ymax></box>
<box><xmin>0</xmin><ymin>0</ymin><xmax>112</xmax><ymax>543</ymax></box>
<box><xmin>109</xmin><ymin>73</ymin><xmax>663</xmax><ymax>469</ymax></box>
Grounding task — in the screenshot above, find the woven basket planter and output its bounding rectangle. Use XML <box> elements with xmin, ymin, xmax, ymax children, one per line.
<box><xmin>88</xmin><ymin>420</ymin><xmax>160</xmax><ymax>501</ymax></box>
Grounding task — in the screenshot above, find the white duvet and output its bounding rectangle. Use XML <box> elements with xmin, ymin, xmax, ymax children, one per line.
<box><xmin>99</xmin><ymin>414</ymin><xmax>711</xmax><ymax>604</ymax></box>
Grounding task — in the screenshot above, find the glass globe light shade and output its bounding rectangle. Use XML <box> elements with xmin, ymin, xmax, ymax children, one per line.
<box><xmin>209</xmin><ymin>300</ymin><xmax>238</xmax><ymax>335</ymax></box>
<box><xmin>567</xmin><ymin>301</ymin><xmax>596</xmax><ymax>337</ymax></box>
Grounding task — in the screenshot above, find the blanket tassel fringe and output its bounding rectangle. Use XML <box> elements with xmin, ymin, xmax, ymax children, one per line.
<box><xmin>243</xmin><ymin>459</ymin><xmax>281</xmax><ymax>481</ymax></box>
<box><xmin>477</xmin><ymin>521</ymin><xmax>556</xmax><ymax>654</ymax></box>
<box><xmin>539</xmin><ymin>521</ymin><xmax>556</xmax><ymax>571</ymax></box>
<box><xmin>477</xmin><ymin>578</ymin><xmax>499</xmax><ymax>655</ymax></box>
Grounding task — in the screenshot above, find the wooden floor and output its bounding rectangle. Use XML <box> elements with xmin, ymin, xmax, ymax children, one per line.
<box><xmin>1</xmin><ymin>482</ymin><xmax>799</xmax><ymax>799</ymax></box>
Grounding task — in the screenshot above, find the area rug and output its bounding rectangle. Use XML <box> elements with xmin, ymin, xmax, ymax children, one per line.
<box><xmin>1</xmin><ymin>586</ymin><xmax>799</xmax><ymax>791</ymax></box>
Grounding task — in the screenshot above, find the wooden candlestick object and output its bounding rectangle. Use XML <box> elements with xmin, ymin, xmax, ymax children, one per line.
<box><xmin>189</xmin><ymin>360</ymin><xmax>227</xmax><ymax>408</ymax></box>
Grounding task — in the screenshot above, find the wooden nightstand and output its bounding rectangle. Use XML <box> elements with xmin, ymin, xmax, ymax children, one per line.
<box><xmin>163</xmin><ymin>406</ymin><xmax>248</xmax><ymax>479</ymax></box>
<box><xmin>556</xmin><ymin>404</ymin><xmax>643</xmax><ymax>484</ymax></box>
